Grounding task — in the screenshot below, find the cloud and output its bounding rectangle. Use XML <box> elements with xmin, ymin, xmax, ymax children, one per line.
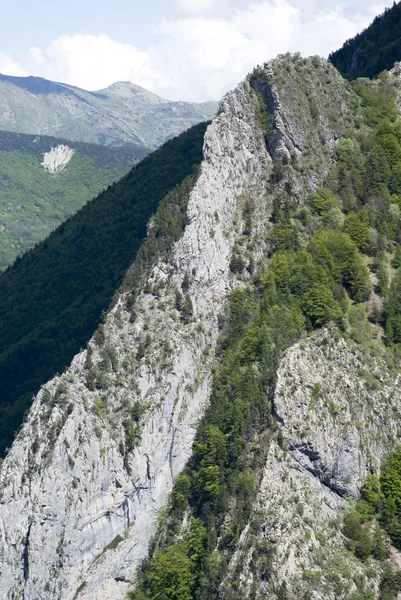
<box><xmin>0</xmin><ymin>52</ymin><xmax>28</xmax><ymax>77</ymax></box>
<box><xmin>171</xmin><ymin>0</ymin><xmax>220</xmax><ymax>14</ymax></box>
<box><xmin>23</xmin><ymin>34</ymin><xmax>169</xmax><ymax>92</ymax></box>
<box><xmin>0</xmin><ymin>1</ymin><xmax>391</xmax><ymax>101</ymax></box>
<box><xmin>165</xmin><ymin>0</ymin><xmax>232</xmax><ymax>16</ymax></box>
<box><xmin>149</xmin><ymin>0</ymin><xmax>388</xmax><ymax>100</ymax></box>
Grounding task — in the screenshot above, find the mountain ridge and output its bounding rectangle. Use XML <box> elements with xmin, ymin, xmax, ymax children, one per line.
<box><xmin>0</xmin><ymin>53</ymin><xmax>378</xmax><ymax>600</ymax></box>
<box><xmin>0</xmin><ymin>72</ymin><xmax>218</xmax><ymax>149</ymax></box>
<box><xmin>4</xmin><ymin>43</ymin><xmax>401</xmax><ymax>599</ymax></box>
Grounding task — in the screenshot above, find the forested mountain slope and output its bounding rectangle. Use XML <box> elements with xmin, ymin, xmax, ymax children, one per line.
<box><xmin>4</xmin><ymin>53</ymin><xmax>401</xmax><ymax>600</ymax></box>
<box><xmin>330</xmin><ymin>2</ymin><xmax>401</xmax><ymax>79</ymax></box>
<box><xmin>0</xmin><ymin>130</ymin><xmax>148</xmax><ymax>269</ymax></box>
<box><xmin>0</xmin><ymin>122</ymin><xmax>207</xmax><ymax>457</ymax></box>
<box><xmin>0</xmin><ymin>73</ymin><xmax>217</xmax><ymax>149</ymax></box>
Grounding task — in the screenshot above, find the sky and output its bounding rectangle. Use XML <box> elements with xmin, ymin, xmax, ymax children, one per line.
<box><xmin>0</xmin><ymin>0</ymin><xmax>392</xmax><ymax>102</ymax></box>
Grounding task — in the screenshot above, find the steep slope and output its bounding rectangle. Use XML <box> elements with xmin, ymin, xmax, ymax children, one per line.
<box><xmin>330</xmin><ymin>2</ymin><xmax>401</xmax><ymax>79</ymax></box>
<box><xmin>0</xmin><ymin>73</ymin><xmax>218</xmax><ymax>149</ymax></box>
<box><xmin>0</xmin><ymin>122</ymin><xmax>207</xmax><ymax>458</ymax></box>
<box><xmin>0</xmin><ymin>54</ymin><xmax>357</xmax><ymax>600</ymax></box>
<box><xmin>0</xmin><ymin>130</ymin><xmax>148</xmax><ymax>269</ymax></box>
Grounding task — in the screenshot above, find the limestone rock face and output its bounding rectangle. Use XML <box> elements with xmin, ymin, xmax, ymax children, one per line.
<box><xmin>0</xmin><ymin>55</ymin><xmax>352</xmax><ymax>600</ymax></box>
<box><xmin>275</xmin><ymin>330</ymin><xmax>401</xmax><ymax>498</ymax></box>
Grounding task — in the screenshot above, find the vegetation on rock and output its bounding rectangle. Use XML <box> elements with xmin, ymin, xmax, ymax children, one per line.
<box><xmin>128</xmin><ymin>64</ymin><xmax>401</xmax><ymax>600</ymax></box>
<box><xmin>343</xmin><ymin>447</ymin><xmax>401</xmax><ymax>599</ymax></box>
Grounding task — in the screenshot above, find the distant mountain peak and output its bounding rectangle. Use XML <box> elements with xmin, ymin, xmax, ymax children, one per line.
<box><xmin>98</xmin><ymin>80</ymin><xmax>168</xmax><ymax>104</ymax></box>
<box><xmin>0</xmin><ymin>72</ymin><xmax>68</xmax><ymax>95</ymax></box>
<box><xmin>0</xmin><ymin>72</ymin><xmax>218</xmax><ymax>148</ymax></box>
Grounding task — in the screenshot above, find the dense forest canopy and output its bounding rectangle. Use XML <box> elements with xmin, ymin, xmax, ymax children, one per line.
<box><xmin>0</xmin><ymin>122</ymin><xmax>208</xmax><ymax>457</ymax></box>
<box><xmin>330</xmin><ymin>2</ymin><xmax>401</xmax><ymax>80</ymax></box>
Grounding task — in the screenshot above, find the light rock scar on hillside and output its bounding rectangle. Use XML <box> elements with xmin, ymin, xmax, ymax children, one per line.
<box><xmin>41</xmin><ymin>144</ymin><xmax>75</xmax><ymax>172</ymax></box>
<box><xmin>0</xmin><ymin>55</ymin><xmax>351</xmax><ymax>600</ymax></box>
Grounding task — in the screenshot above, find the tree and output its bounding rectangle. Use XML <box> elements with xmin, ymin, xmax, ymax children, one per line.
<box><xmin>301</xmin><ymin>283</ymin><xmax>342</xmax><ymax>327</ymax></box>
<box><xmin>142</xmin><ymin>543</ymin><xmax>196</xmax><ymax>600</ymax></box>
<box><xmin>310</xmin><ymin>188</ymin><xmax>339</xmax><ymax>215</ymax></box>
<box><xmin>386</xmin><ymin>271</ymin><xmax>401</xmax><ymax>343</ymax></box>
<box><xmin>308</xmin><ymin>230</ymin><xmax>371</xmax><ymax>302</ymax></box>
<box><xmin>343</xmin><ymin>212</ymin><xmax>369</xmax><ymax>249</ymax></box>
<box><xmin>392</xmin><ymin>245</ymin><xmax>401</xmax><ymax>268</ymax></box>
<box><xmin>171</xmin><ymin>474</ymin><xmax>191</xmax><ymax>510</ymax></box>
<box><xmin>372</xmin><ymin>523</ymin><xmax>388</xmax><ymax>561</ymax></box>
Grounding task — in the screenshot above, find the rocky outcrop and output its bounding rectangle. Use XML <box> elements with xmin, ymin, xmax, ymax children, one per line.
<box><xmin>0</xmin><ymin>69</ymin><xmax>270</xmax><ymax>600</ymax></box>
<box><xmin>226</xmin><ymin>328</ymin><xmax>401</xmax><ymax>599</ymax></box>
<box><xmin>275</xmin><ymin>329</ymin><xmax>401</xmax><ymax>497</ymax></box>
<box><xmin>0</xmin><ymin>55</ymin><xmax>352</xmax><ymax>599</ymax></box>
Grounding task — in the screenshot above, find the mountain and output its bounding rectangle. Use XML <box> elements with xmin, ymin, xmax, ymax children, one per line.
<box><xmin>4</xmin><ymin>52</ymin><xmax>401</xmax><ymax>600</ymax></box>
<box><xmin>0</xmin><ymin>73</ymin><xmax>218</xmax><ymax>149</ymax></box>
<box><xmin>0</xmin><ymin>122</ymin><xmax>207</xmax><ymax>457</ymax></box>
<box><xmin>0</xmin><ymin>130</ymin><xmax>149</xmax><ymax>269</ymax></box>
<box><xmin>330</xmin><ymin>2</ymin><xmax>401</xmax><ymax>79</ymax></box>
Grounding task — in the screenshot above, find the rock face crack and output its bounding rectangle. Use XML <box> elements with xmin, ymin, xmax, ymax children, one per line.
<box><xmin>289</xmin><ymin>443</ymin><xmax>349</xmax><ymax>498</ymax></box>
<box><xmin>145</xmin><ymin>453</ymin><xmax>151</xmax><ymax>483</ymax></box>
<box><xmin>23</xmin><ymin>519</ymin><xmax>33</xmax><ymax>582</ymax></box>
<box><xmin>168</xmin><ymin>428</ymin><xmax>176</xmax><ymax>481</ymax></box>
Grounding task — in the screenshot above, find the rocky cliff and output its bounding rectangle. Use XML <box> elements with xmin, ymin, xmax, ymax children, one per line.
<box><xmin>0</xmin><ymin>54</ymin><xmax>397</xmax><ymax>600</ymax></box>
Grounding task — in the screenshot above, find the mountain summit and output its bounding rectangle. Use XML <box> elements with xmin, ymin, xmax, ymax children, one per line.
<box><xmin>4</xmin><ymin>52</ymin><xmax>401</xmax><ymax>599</ymax></box>
<box><xmin>0</xmin><ymin>73</ymin><xmax>217</xmax><ymax>149</ymax></box>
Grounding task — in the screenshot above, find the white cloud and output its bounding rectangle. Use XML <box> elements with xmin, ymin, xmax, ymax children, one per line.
<box><xmin>171</xmin><ymin>0</ymin><xmax>219</xmax><ymax>14</ymax></box>
<box><xmin>148</xmin><ymin>0</ymin><xmax>388</xmax><ymax>100</ymax></box>
<box><xmin>23</xmin><ymin>34</ymin><xmax>169</xmax><ymax>92</ymax></box>
<box><xmin>166</xmin><ymin>0</ymin><xmax>231</xmax><ymax>16</ymax></box>
<box><xmin>0</xmin><ymin>1</ymin><xmax>392</xmax><ymax>101</ymax></box>
<box><xmin>0</xmin><ymin>52</ymin><xmax>28</xmax><ymax>77</ymax></box>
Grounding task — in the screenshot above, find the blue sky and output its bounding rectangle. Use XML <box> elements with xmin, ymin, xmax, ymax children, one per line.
<box><xmin>0</xmin><ymin>1</ymin><xmax>392</xmax><ymax>101</ymax></box>
<box><xmin>1</xmin><ymin>1</ymin><xmax>163</xmax><ymax>54</ymax></box>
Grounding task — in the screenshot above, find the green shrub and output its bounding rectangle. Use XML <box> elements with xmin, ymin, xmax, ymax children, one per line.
<box><xmin>310</xmin><ymin>188</ymin><xmax>340</xmax><ymax>215</ymax></box>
